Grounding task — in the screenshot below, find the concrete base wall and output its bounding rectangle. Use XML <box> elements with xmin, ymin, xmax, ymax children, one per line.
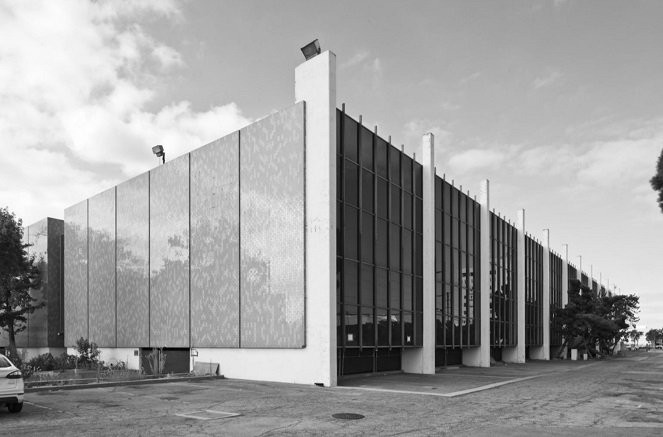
<box><xmin>97</xmin><ymin>347</ymin><xmax>140</xmax><ymax>370</ymax></box>
<box><xmin>194</xmin><ymin>348</ymin><xmax>334</xmax><ymax>385</ymax></box>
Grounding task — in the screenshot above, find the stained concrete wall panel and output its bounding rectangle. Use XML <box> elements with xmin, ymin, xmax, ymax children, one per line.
<box><xmin>190</xmin><ymin>133</ymin><xmax>240</xmax><ymax>348</ymax></box>
<box><xmin>88</xmin><ymin>188</ymin><xmax>116</xmax><ymax>347</ymax></box>
<box><xmin>27</xmin><ymin>219</ymin><xmax>49</xmax><ymax>347</ymax></box>
<box><xmin>149</xmin><ymin>155</ymin><xmax>190</xmax><ymax>347</ymax></box>
<box><xmin>240</xmin><ymin>102</ymin><xmax>305</xmax><ymax>348</ymax></box>
<box><xmin>116</xmin><ymin>174</ymin><xmax>150</xmax><ymax>347</ymax></box>
<box><xmin>64</xmin><ymin>200</ymin><xmax>88</xmax><ymax>347</ymax></box>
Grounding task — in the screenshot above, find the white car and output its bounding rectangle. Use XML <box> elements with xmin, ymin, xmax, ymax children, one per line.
<box><xmin>0</xmin><ymin>354</ymin><xmax>23</xmax><ymax>413</ymax></box>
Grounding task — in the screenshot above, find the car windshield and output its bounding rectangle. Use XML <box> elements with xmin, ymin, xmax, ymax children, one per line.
<box><xmin>0</xmin><ymin>356</ymin><xmax>13</xmax><ymax>368</ymax></box>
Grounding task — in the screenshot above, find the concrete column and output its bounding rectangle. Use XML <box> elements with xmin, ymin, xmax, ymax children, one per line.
<box><xmin>504</xmin><ymin>209</ymin><xmax>526</xmax><ymax>363</ymax></box>
<box><xmin>295</xmin><ymin>50</ymin><xmax>337</xmax><ymax>386</ymax></box>
<box><xmin>463</xmin><ymin>180</ymin><xmax>491</xmax><ymax>367</ymax></box>
<box><xmin>561</xmin><ymin>244</ymin><xmax>568</xmax><ymax>307</ymax></box>
<box><xmin>577</xmin><ymin>256</ymin><xmax>583</xmax><ymax>283</ymax></box>
<box><xmin>530</xmin><ymin>229</ymin><xmax>550</xmax><ymax>360</ymax></box>
<box><xmin>402</xmin><ymin>134</ymin><xmax>436</xmax><ymax>374</ymax></box>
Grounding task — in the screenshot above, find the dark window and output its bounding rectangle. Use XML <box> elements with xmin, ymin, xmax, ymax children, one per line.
<box><xmin>377</xmin><ymin>178</ymin><xmax>388</xmax><ymax>219</ymax></box>
<box><xmin>376</xmin><ymin>137</ymin><xmax>388</xmax><ymax>179</ymax></box>
<box><xmin>344</xmin><ymin>160</ymin><xmax>359</xmax><ymax>207</ymax></box>
<box><xmin>389</xmin><ymin>147</ymin><xmax>401</xmax><ymax>185</ymax></box>
<box><xmin>361</xmin><ymin>170</ymin><xmax>374</xmax><ymax>213</ymax></box>
<box><xmin>343</xmin><ymin>116</ymin><xmax>358</xmax><ymax>162</ymax></box>
<box><xmin>361</xmin><ymin>213</ymin><xmax>373</xmax><ymax>263</ymax></box>
<box><xmin>343</xmin><ymin>207</ymin><xmax>358</xmax><ymax>260</ymax></box>
<box><xmin>360</xmin><ymin>126</ymin><xmax>374</xmax><ymax>170</ymax></box>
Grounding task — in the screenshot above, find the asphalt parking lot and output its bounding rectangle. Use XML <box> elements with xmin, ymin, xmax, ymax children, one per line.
<box><xmin>1</xmin><ymin>350</ymin><xmax>662</xmax><ymax>436</ymax></box>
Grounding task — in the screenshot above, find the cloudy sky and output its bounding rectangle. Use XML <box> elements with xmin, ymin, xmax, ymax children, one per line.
<box><xmin>1</xmin><ymin>0</ymin><xmax>661</xmax><ymax>329</ymax></box>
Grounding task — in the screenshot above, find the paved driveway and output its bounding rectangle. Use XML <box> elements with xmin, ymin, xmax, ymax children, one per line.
<box><xmin>1</xmin><ymin>351</ymin><xmax>662</xmax><ymax>436</ymax></box>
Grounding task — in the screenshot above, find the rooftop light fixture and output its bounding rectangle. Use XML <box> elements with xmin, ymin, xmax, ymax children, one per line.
<box><xmin>300</xmin><ymin>39</ymin><xmax>321</xmax><ymax>60</ymax></box>
<box><xmin>152</xmin><ymin>144</ymin><xmax>165</xmax><ymax>164</ymax></box>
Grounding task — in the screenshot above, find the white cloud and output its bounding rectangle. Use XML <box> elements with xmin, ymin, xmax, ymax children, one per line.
<box><xmin>340</xmin><ymin>51</ymin><xmax>369</xmax><ymax>69</ymax></box>
<box><xmin>533</xmin><ymin>69</ymin><xmax>562</xmax><ymax>90</ymax></box>
<box><xmin>0</xmin><ymin>0</ymin><xmax>251</xmax><ymax>224</ymax></box>
<box><xmin>447</xmin><ymin>148</ymin><xmax>509</xmax><ymax>174</ymax></box>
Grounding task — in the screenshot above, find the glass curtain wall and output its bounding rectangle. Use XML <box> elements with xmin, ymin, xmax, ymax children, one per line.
<box><xmin>524</xmin><ymin>235</ymin><xmax>543</xmax><ymax>348</ymax></box>
<box><xmin>434</xmin><ymin>177</ymin><xmax>480</xmax><ymax>366</ymax></box>
<box><xmin>336</xmin><ymin>109</ymin><xmax>423</xmax><ymax>375</ymax></box>
<box><xmin>568</xmin><ymin>264</ymin><xmax>577</xmax><ymax>291</ymax></box>
<box><xmin>549</xmin><ymin>251</ymin><xmax>563</xmax><ymax>347</ymax></box>
<box><xmin>490</xmin><ymin>212</ymin><xmax>517</xmax><ymax>357</ymax></box>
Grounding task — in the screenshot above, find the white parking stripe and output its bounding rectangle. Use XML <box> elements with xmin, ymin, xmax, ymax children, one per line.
<box><xmin>24</xmin><ymin>401</ymin><xmax>53</xmax><ymax>410</ymax></box>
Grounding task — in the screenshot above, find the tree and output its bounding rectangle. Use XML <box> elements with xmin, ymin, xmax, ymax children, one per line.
<box><xmin>0</xmin><ymin>207</ymin><xmax>43</xmax><ymax>358</ymax></box>
<box><xmin>651</xmin><ymin>147</ymin><xmax>663</xmax><ymax>213</ymax></box>
<box><xmin>645</xmin><ymin>328</ymin><xmax>663</xmax><ymax>346</ymax></box>
<box><xmin>554</xmin><ymin>279</ymin><xmax>640</xmax><ymax>358</ymax></box>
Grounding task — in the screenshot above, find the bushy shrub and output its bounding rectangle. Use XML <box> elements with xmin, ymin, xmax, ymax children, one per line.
<box><xmin>75</xmin><ymin>337</ymin><xmax>100</xmax><ymax>368</ymax></box>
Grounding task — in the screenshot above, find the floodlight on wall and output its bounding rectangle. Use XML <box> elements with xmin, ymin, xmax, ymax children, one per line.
<box><xmin>152</xmin><ymin>144</ymin><xmax>165</xmax><ymax>164</ymax></box>
<box><xmin>300</xmin><ymin>39</ymin><xmax>321</xmax><ymax>60</ymax></box>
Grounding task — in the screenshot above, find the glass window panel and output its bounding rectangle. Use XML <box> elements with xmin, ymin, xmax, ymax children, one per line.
<box><xmin>435</xmin><ymin>242</ymin><xmax>442</xmax><ymax>274</ymax></box>
<box><xmin>390</xmin><ymin>311</ymin><xmax>402</xmax><ymax>346</ymax></box>
<box><xmin>435</xmin><ymin>210</ymin><xmax>442</xmax><ymax>241</ymax></box>
<box><xmin>376</xmin><ymin>219</ymin><xmax>388</xmax><ymax>267</ymax></box>
<box><xmin>403</xmin><ymin>312</ymin><xmax>414</xmax><ymax>345</ymax></box>
<box><xmin>460</xmin><ymin>192</ymin><xmax>467</xmax><ymax>222</ymax></box>
<box><xmin>345</xmin><ymin>306</ymin><xmax>359</xmax><ymax>346</ymax></box>
<box><xmin>451</xmin><ymin>187</ymin><xmax>458</xmax><ymax>217</ymax></box>
<box><xmin>444</xmin><ymin>214</ymin><xmax>451</xmax><ymax>244</ymax></box>
<box><xmin>361</xmin><ymin>170</ymin><xmax>374</xmax><ymax>213</ymax></box>
<box><xmin>390</xmin><ymin>185</ymin><xmax>401</xmax><ymax>225</ymax></box>
<box><xmin>361</xmin><ymin>212</ymin><xmax>373</xmax><ymax>263</ymax></box>
<box><xmin>415</xmin><ymin>276</ymin><xmax>423</xmax><ymax>312</ymax></box>
<box><xmin>389</xmin><ymin>271</ymin><xmax>401</xmax><ymax>310</ymax></box>
<box><xmin>402</xmin><ymin>230</ymin><xmax>413</xmax><ymax>274</ymax></box>
<box><xmin>452</xmin><ymin>248</ymin><xmax>459</xmax><ymax>285</ymax></box>
<box><xmin>336</xmin><ymin>110</ymin><xmax>341</xmax><ymax>154</ymax></box>
<box><xmin>389</xmin><ymin>147</ymin><xmax>401</xmax><ymax>185</ymax></box>
<box><xmin>415</xmin><ymin>198</ymin><xmax>423</xmax><ymax>232</ymax></box>
<box><xmin>377</xmin><ymin>309</ymin><xmax>389</xmax><ymax>346</ymax></box>
<box><xmin>443</xmin><ymin>182</ymin><xmax>451</xmax><ymax>212</ymax></box>
<box><xmin>377</xmin><ymin>178</ymin><xmax>389</xmax><ymax>219</ymax></box>
<box><xmin>435</xmin><ymin>178</ymin><xmax>442</xmax><ymax>210</ymax></box>
<box><xmin>344</xmin><ymin>160</ymin><xmax>359</xmax><ymax>207</ymax></box>
<box><xmin>360</xmin><ymin>126</ymin><xmax>374</xmax><ymax>169</ymax></box>
<box><xmin>403</xmin><ymin>193</ymin><xmax>413</xmax><ymax>229</ymax></box>
<box><xmin>376</xmin><ymin>137</ymin><xmax>388</xmax><ymax>179</ymax></box>
<box><xmin>337</xmin><ymin>156</ymin><xmax>342</xmax><ymax>200</ymax></box>
<box><xmin>402</xmin><ymin>156</ymin><xmax>412</xmax><ymax>193</ymax></box>
<box><xmin>360</xmin><ymin>264</ymin><xmax>374</xmax><ymax>307</ymax></box>
<box><xmin>444</xmin><ymin>245</ymin><xmax>451</xmax><ymax>282</ymax></box>
<box><xmin>343</xmin><ymin>207</ymin><xmax>358</xmax><ymax>260</ymax></box>
<box><xmin>403</xmin><ymin>275</ymin><xmax>413</xmax><ymax>311</ymax></box>
<box><xmin>389</xmin><ymin>223</ymin><xmax>400</xmax><ymax>270</ymax></box>
<box><xmin>415</xmin><ymin>233</ymin><xmax>423</xmax><ymax>276</ymax></box>
<box><xmin>376</xmin><ymin>267</ymin><xmax>388</xmax><ymax>308</ymax></box>
<box><xmin>361</xmin><ymin>306</ymin><xmax>374</xmax><ymax>346</ymax></box>
<box><xmin>452</xmin><ymin>218</ymin><xmax>459</xmax><ymax>247</ymax></box>
<box><xmin>460</xmin><ymin>222</ymin><xmax>467</xmax><ymax>251</ymax></box>
<box><xmin>344</xmin><ymin>260</ymin><xmax>358</xmax><ymax>306</ymax></box>
<box><xmin>414</xmin><ymin>162</ymin><xmax>423</xmax><ymax>196</ymax></box>
<box><xmin>343</xmin><ymin>116</ymin><xmax>358</xmax><ymax>162</ymax></box>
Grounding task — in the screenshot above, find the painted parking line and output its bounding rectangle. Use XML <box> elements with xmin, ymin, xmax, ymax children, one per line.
<box><xmin>337</xmin><ymin>375</ymin><xmax>540</xmax><ymax>398</ymax></box>
<box><xmin>24</xmin><ymin>401</ymin><xmax>53</xmax><ymax>410</ymax></box>
<box><xmin>175</xmin><ymin>410</ymin><xmax>240</xmax><ymax>421</ymax></box>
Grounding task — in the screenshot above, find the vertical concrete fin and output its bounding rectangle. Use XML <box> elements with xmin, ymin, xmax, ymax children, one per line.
<box><xmin>403</xmin><ymin>133</ymin><xmax>436</xmax><ymax>374</ymax></box>
<box><xmin>463</xmin><ymin>179</ymin><xmax>491</xmax><ymax>367</ymax></box>
<box><xmin>295</xmin><ymin>50</ymin><xmax>337</xmax><ymax>386</ymax></box>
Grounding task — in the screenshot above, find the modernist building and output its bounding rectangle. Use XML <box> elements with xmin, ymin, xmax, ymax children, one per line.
<box><xmin>51</xmin><ymin>49</ymin><xmax>615</xmax><ymax>386</ymax></box>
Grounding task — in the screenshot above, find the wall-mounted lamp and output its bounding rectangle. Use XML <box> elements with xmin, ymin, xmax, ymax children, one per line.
<box><xmin>300</xmin><ymin>39</ymin><xmax>321</xmax><ymax>60</ymax></box>
<box><xmin>152</xmin><ymin>145</ymin><xmax>166</xmax><ymax>164</ymax></box>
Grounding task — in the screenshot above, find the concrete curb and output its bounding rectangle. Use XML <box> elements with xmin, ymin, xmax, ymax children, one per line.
<box><xmin>26</xmin><ymin>375</ymin><xmax>225</xmax><ymax>393</ymax></box>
